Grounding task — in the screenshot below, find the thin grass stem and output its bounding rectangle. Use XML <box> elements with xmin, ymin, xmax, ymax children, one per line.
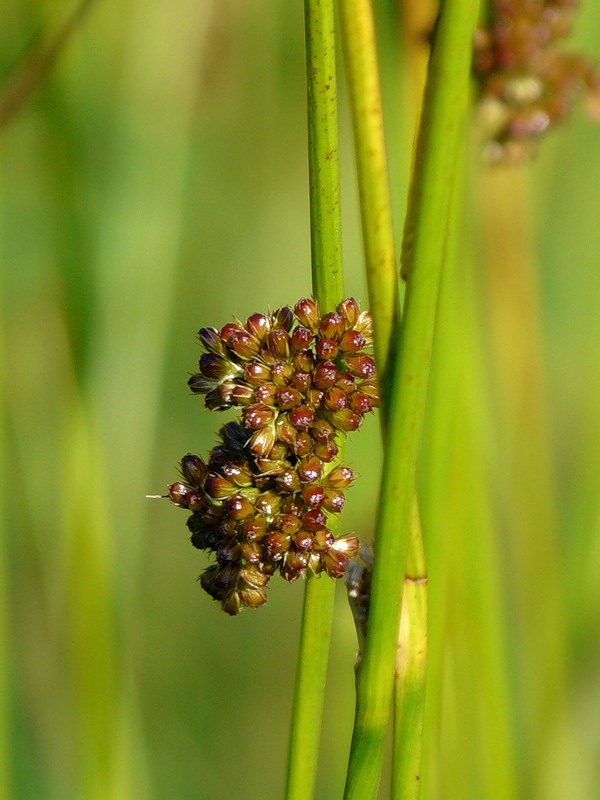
<box><xmin>284</xmin><ymin>2</ymin><xmax>344</xmax><ymax>798</ymax></box>
<box><xmin>342</xmin><ymin>1</ymin><xmax>479</xmax><ymax>797</ymax></box>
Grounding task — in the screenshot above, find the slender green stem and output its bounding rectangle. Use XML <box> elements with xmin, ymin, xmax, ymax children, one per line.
<box><xmin>285</xmin><ymin>2</ymin><xmax>343</xmax><ymax>798</ymax></box>
<box><xmin>343</xmin><ymin>1</ymin><xmax>479</xmax><ymax>797</ymax></box>
<box><xmin>337</xmin><ymin>1</ymin><xmax>428</xmax><ymax>797</ymax></box>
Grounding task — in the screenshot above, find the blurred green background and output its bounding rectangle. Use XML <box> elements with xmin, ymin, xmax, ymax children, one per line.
<box><xmin>1</xmin><ymin>1</ymin><xmax>600</xmax><ymax>798</ymax></box>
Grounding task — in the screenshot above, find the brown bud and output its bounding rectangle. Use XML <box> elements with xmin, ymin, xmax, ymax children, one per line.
<box><xmin>316</xmin><ymin>337</ymin><xmax>339</xmax><ymax>360</ymax></box>
<box><xmin>291</xmin><ymin>327</ymin><xmax>314</xmax><ymax>352</ymax></box>
<box><xmin>349</xmin><ymin>392</ymin><xmax>373</xmax><ymax>414</ymax></box>
<box><xmin>241</xmin><ymin>515</ymin><xmax>268</xmax><ymax>541</ymax></box>
<box><xmin>355</xmin><ymin>311</ymin><xmax>373</xmax><ymax>342</ymax></box>
<box><xmin>293</xmin><ymin>350</ymin><xmax>315</xmax><ymax>372</ymax></box>
<box><xmin>222</xmin><ymin>461</ymin><xmax>253</xmax><ymax>487</ymax></box>
<box><xmin>311</xmin><ymin>418</ymin><xmax>335</xmax><ymax>443</ymax></box>
<box><xmin>219</xmin><ymin>323</ymin><xmax>246</xmax><ymax>343</ymax></box>
<box><xmin>302</xmin><ymin>485</ymin><xmax>325</xmax><ymax>508</ymax></box>
<box><xmin>292</xmin><ymin>370</ymin><xmax>311</xmax><ymax>394</ymax></box>
<box><xmin>302</xmin><ymin>509</ymin><xmax>327</xmax><ymax>531</ymax></box>
<box><xmin>205</xmin><ymin>475</ymin><xmax>236</xmax><ymax>499</ymax></box>
<box><xmin>276</xmin><ymin>469</ymin><xmax>302</xmax><ymax>494</ymax></box>
<box><xmin>245</xmin><ymin>362</ymin><xmax>272</xmax><ymax>386</ymax></box>
<box><xmin>319</xmin><ymin>312</ymin><xmax>345</xmax><ymax>341</ymax></box>
<box><xmin>198</xmin><ymin>327</ymin><xmax>224</xmax><ymax>354</ymax></box>
<box><xmin>226</xmin><ymin>494</ymin><xmax>255</xmax><ymax>520</ymax></box>
<box><xmin>238</xmin><ymin>585</ymin><xmax>268</xmax><ymax>609</ymax></box>
<box><xmin>321</xmin><ymin>549</ymin><xmax>348</xmax><ymax>578</ymax></box>
<box><xmin>337</xmin><ymin>297</ymin><xmax>359</xmax><ymax>327</ymax></box>
<box><xmin>324</xmin><ymin>466</ymin><xmax>354</xmax><ymax>489</ymax></box>
<box><xmin>285</xmin><ymin>550</ymin><xmax>309</xmax><ymax>574</ymax></box>
<box><xmin>323</xmin><ymin>387</ymin><xmax>347</xmax><ymax>411</ymax></box>
<box><xmin>246</xmin><ymin>313</ymin><xmax>270</xmax><ymax>341</ymax></box>
<box><xmin>313</xmin><ymin>361</ymin><xmax>338</xmax><ymax>390</ymax></box>
<box><xmin>231</xmin><ymin>384</ymin><xmax>255</xmax><ymax>405</ymax></box>
<box><xmin>268</xmin><ymin>329</ymin><xmax>291</xmax><ymax>359</ymax></box>
<box><xmin>322</xmin><ymin>489</ymin><xmax>345</xmax><ymax>513</ymax></box>
<box><xmin>254</xmin><ymin>384</ymin><xmax>277</xmax><ymax>405</ymax></box>
<box><xmin>272</xmin><ymin>306</ymin><xmax>294</xmax><ymax>332</ymax></box>
<box><xmin>293</xmin><ymin>531</ymin><xmax>315</xmax><ymax>552</ymax></box>
<box><xmin>279</xmin><ymin>514</ymin><xmax>302</xmax><ymax>535</ymax></box>
<box><xmin>188</xmin><ymin>374</ymin><xmax>214</xmax><ymax>395</ymax></box>
<box><xmin>276</xmin><ymin>414</ymin><xmax>297</xmax><ymax>447</ymax></box>
<box><xmin>216</xmin><ymin>540</ymin><xmax>241</xmax><ymax>563</ymax></box>
<box><xmin>243</xmin><ymin>403</ymin><xmax>276</xmax><ymax>430</ymax></box>
<box><xmin>338</xmin><ymin>329</ymin><xmax>366</xmax><ymax>353</ymax></box>
<box><xmin>168</xmin><ymin>482</ymin><xmax>192</xmax><ymax>507</ymax></box>
<box><xmin>228</xmin><ymin>331</ymin><xmax>260</xmax><ymax>359</ymax></box>
<box><xmin>277</xmin><ymin>387</ymin><xmax>302</xmax><ymax>410</ymax></box>
<box><xmin>294</xmin><ymin>432</ymin><xmax>313</xmax><ymax>457</ymax></box>
<box><xmin>313</xmin><ymin>441</ymin><xmax>338</xmax><ymax>462</ymax></box>
<box><xmin>306</xmin><ymin>389</ymin><xmax>324</xmax><ymax>408</ymax></box>
<box><xmin>329</xmin><ymin>409</ymin><xmax>362</xmax><ymax>432</ymax></box>
<box><xmin>249</xmin><ymin>425</ymin><xmax>277</xmax><ymax>457</ymax></box>
<box><xmin>314</xmin><ymin>529</ymin><xmax>334</xmax><ymax>551</ymax></box>
<box><xmin>265</xmin><ymin>531</ymin><xmax>291</xmax><ymax>557</ymax></box>
<box><xmin>187</xmin><ymin>492</ymin><xmax>206</xmax><ymax>512</ymax></box>
<box><xmin>297</xmin><ymin>455</ymin><xmax>322</xmax><ymax>483</ymax></box>
<box><xmin>344</xmin><ymin>354</ymin><xmax>376</xmax><ymax>379</ymax></box>
<box><xmin>289</xmin><ymin>405</ymin><xmax>315</xmax><ymax>430</ymax></box>
<box><xmin>180</xmin><ymin>454</ymin><xmax>207</xmax><ymax>487</ymax></box>
<box><xmin>240</xmin><ymin>541</ymin><xmax>263</xmax><ymax>564</ymax></box>
<box><xmin>200</xmin><ymin>353</ymin><xmax>233</xmax><ymax>380</ymax></box>
<box><xmin>294</xmin><ymin>298</ymin><xmax>320</xmax><ymax>331</ymax></box>
<box><xmin>255</xmin><ymin>491</ymin><xmax>282</xmax><ymax>517</ymax></box>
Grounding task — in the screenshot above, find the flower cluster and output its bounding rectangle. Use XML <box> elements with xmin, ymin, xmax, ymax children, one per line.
<box><xmin>167</xmin><ymin>298</ymin><xmax>378</xmax><ymax>615</ymax></box>
<box><xmin>473</xmin><ymin>0</ymin><xmax>600</xmax><ymax>162</ymax></box>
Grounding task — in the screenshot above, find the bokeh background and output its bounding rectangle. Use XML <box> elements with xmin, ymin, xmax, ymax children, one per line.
<box><xmin>1</xmin><ymin>1</ymin><xmax>600</xmax><ymax>798</ymax></box>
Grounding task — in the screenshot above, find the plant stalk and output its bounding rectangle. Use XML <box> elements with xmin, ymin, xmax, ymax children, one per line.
<box><xmin>285</xmin><ymin>2</ymin><xmax>344</xmax><ymax>798</ymax></box>
<box><xmin>342</xmin><ymin>1</ymin><xmax>479</xmax><ymax>797</ymax></box>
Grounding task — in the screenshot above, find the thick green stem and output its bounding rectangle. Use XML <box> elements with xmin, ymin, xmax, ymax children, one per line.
<box><xmin>343</xmin><ymin>1</ymin><xmax>479</xmax><ymax>797</ymax></box>
<box><xmin>285</xmin><ymin>2</ymin><xmax>343</xmax><ymax>798</ymax></box>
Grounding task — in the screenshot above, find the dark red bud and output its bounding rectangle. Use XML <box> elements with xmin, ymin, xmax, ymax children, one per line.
<box><xmin>243</xmin><ymin>403</ymin><xmax>276</xmax><ymax>430</ymax></box>
<box><xmin>297</xmin><ymin>455</ymin><xmax>322</xmax><ymax>483</ymax></box>
<box><xmin>276</xmin><ymin>469</ymin><xmax>301</xmax><ymax>494</ymax></box>
<box><xmin>302</xmin><ymin>509</ymin><xmax>327</xmax><ymax>531</ymax></box>
<box><xmin>245</xmin><ymin>362</ymin><xmax>272</xmax><ymax>386</ymax></box>
<box><xmin>291</xmin><ymin>327</ymin><xmax>314</xmax><ymax>352</ymax></box>
<box><xmin>219</xmin><ymin>323</ymin><xmax>246</xmax><ymax>342</ymax></box>
<box><xmin>289</xmin><ymin>405</ymin><xmax>315</xmax><ymax>430</ymax></box>
<box><xmin>181</xmin><ymin>454</ymin><xmax>207</xmax><ymax>487</ymax></box>
<box><xmin>322</xmin><ymin>489</ymin><xmax>345</xmax><ymax>513</ymax></box>
<box><xmin>226</xmin><ymin>494</ymin><xmax>255</xmax><ymax>520</ymax></box>
<box><xmin>205</xmin><ymin>474</ymin><xmax>236</xmax><ymax>498</ymax></box>
<box><xmin>228</xmin><ymin>331</ymin><xmax>260</xmax><ymax>359</ymax></box>
<box><xmin>329</xmin><ymin>408</ymin><xmax>362</xmax><ymax>432</ymax></box>
<box><xmin>168</xmin><ymin>482</ymin><xmax>192</xmax><ymax>507</ymax></box>
<box><xmin>316</xmin><ymin>337</ymin><xmax>339</xmax><ymax>360</ymax></box>
<box><xmin>272</xmin><ymin>306</ymin><xmax>294</xmax><ymax>331</ymax></box>
<box><xmin>319</xmin><ymin>312</ymin><xmax>345</xmax><ymax>341</ymax></box>
<box><xmin>285</xmin><ymin>550</ymin><xmax>309</xmax><ymax>573</ymax></box>
<box><xmin>255</xmin><ymin>491</ymin><xmax>282</xmax><ymax>517</ymax></box>
<box><xmin>246</xmin><ymin>313</ymin><xmax>270</xmax><ymax>341</ymax></box>
<box><xmin>294</xmin><ymin>298</ymin><xmax>320</xmax><ymax>331</ymax></box>
<box><xmin>292</xmin><ymin>370</ymin><xmax>311</xmax><ymax>393</ymax></box>
<box><xmin>268</xmin><ymin>328</ymin><xmax>291</xmax><ymax>359</ymax></box>
<box><xmin>323</xmin><ymin>387</ymin><xmax>347</xmax><ymax>411</ymax></box>
<box><xmin>293</xmin><ymin>532</ymin><xmax>314</xmax><ymax>552</ymax></box>
<box><xmin>313</xmin><ymin>361</ymin><xmax>338</xmax><ymax>390</ymax></box>
<box><xmin>307</xmin><ymin>389</ymin><xmax>324</xmax><ymax>408</ymax></box>
<box><xmin>311</xmin><ymin>418</ymin><xmax>335</xmax><ymax>443</ymax></box>
<box><xmin>349</xmin><ymin>392</ymin><xmax>373</xmax><ymax>414</ymax></box>
<box><xmin>337</xmin><ymin>297</ymin><xmax>359</xmax><ymax>327</ymax></box>
<box><xmin>277</xmin><ymin>387</ymin><xmax>302</xmax><ymax>410</ymax></box>
<box><xmin>241</xmin><ymin>515</ymin><xmax>268</xmax><ymax>541</ymax></box>
<box><xmin>324</xmin><ymin>465</ymin><xmax>354</xmax><ymax>489</ymax></box>
<box><xmin>265</xmin><ymin>532</ymin><xmax>291</xmax><ymax>557</ymax></box>
<box><xmin>339</xmin><ymin>329</ymin><xmax>366</xmax><ymax>353</ymax></box>
<box><xmin>293</xmin><ymin>350</ymin><xmax>315</xmax><ymax>372</ymax></box>
<box><xmin>254</xmin><ymin>384</ymin><xmax>277</xmax><ymax>405</ymax></box>
<box><xmin>271</xmin><ymin>362</ymin><xmax>294</xmax><ymax>387</ymax></box>
<box><xmin>198</xmin><ymin>327</ymin><xmax>223</xmax><ymax>354</ymax></box>
<box><xmin>344</xmin><ymin>354</ymin><xmax>376</xmax><ymax>379</ymax></box>
<box><xmin>294</xmin><ymin>432</ymin><xmax>313</xmax><ymax>457</ymax></box>
<box><xmin>249</xmin><ymin>425</ymin><xmax>276</xmax><ymax>457</ymax></box>
<box><xmin>314</xmin><ymin>529</ymin><xmax>334</xmax><ymax>550</ymax></box>
<box><xmin>279</xmin><ymin>514</ymin><xmax>302</xmax><ymax>535</ymax></box>
<box><xmin>240</xmin><ymin>541</ymin><xmax>262</xmax><ymax>564</ymax></box>
<box><xmin>231</xmin><ymin>384</ymin><xmax>255</xmax><ymax>405</ymax></box>
<box><xmin>187</xmin><ymin>492</ymin><xmax>206</xmax><ymax>512</ymax></box>
<box><xmin>302</xmin><ymin>485</ymin><xmax>325</xmax><ymax>508</ymax></box>
<box><xmin>313</xmin><ymin>441</ymin><xmax>338</xmax><ymax>462</ymax></box>
<box><xmin>322</xmin><ymin>549</ymin><xmax>348</xmax><ymax>578</ymax></box>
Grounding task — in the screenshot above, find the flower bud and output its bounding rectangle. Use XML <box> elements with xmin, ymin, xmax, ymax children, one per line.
<box><xmin>254</xmin><ymin>384</ymin><xmax>277</xmax><ymax>405</ymax></box>
<box><xmin>231</xmin><ymin>384</ymin><xmax>254</xmax><ymax>405</ymax></box>
<box><xmin>294</xmin><ymin>432</ymin><xmax>313</xmax><ymax>457</ymax></box>
<box><xmin>198</xmin><ymin>327</ymin><xmax>224</xmax><ymax>354</ymax></box>
<box><xmin>268</xmin><ymin>329</ymin><xmax>291</xmax><ymax>359</ymax></box>
<box><xmin>221</xmin><ymin>593</ymin><xmax>242</xmax><ymax>616</ymax></box>
<box><xmin>322</xmin><ymin>489</ymin><xmax>345</xmax><ymax>513</ymax></box>
<box><xmin>246</xmin><ymin>313</ymin><xmax>270</xmax><ymax>341</ymax></box>
<box><xmin>344</xmin><ymin>354</ymin><xmax>376</xmax><ymax>379</ymax></box>
<box><xmin>238</xmin><ymin>585</ymin><xmax>268</xmax><ymax>609</ymax></box>
<box><xmin>204</xmin><ymin>388</ymin><xmax>226</xmax><ymax>410</ymax></box>
<box><xmin>355</xmin><ymin>310</ymin><xmax>373</xmax><ymax>342</ymax></box>
<box><xmin>188</xmin><ymin>374</ymin><xmax>214</xmax><ymax>394</ymax></box>
<box><xmin>249</xmin><ymin>425</ymin><xmax>277</xmax><ymax>457</ymax></box>
<box><xmin>313</xmin><ymin>361</ymin><xmax>338</xmax><ymax>390</ymax></box>
<box><xmin>323</xmin><ymin>387</ymin><xmax>347</xmax><ymax>411</ymax></box>
<box><xmin>271</xmin><ymin>362</ymin><xmax>294</xmax><ymax>387</ymax></box>
<box><xmin>302</xmin><ymin>485</ymin><xmax>325</xmax><ymax>508</ymax></box>
<box><xmin>316</xmin><ymin>337</ymin><xmax>339</xmax><ymax>360</ymax></box>
<box><xmin>297</xmin><ymin>455</ymin><xmax>322</xmax><ymax>483</ymax></box>
<box><xmin>245</xmin><ymin>362</ymin><xmax>272</xmax><ymax>386</ymax></box>
<box><xmin>219</xmin><ymin>323</ymin><xmax>246</xmax><ymax>343</ymax></box>
<box><xmin>332</xmin><ymin>534</ymin><xmax>360</xmax><ymax>559</ymax></box>
<box><xmin>226</xmin><ymin>494</ymin><xmax>255</xmax><ymax>520</ymax></box>
<box><xmin>222</xmin><ymin>461</ymin><xmax>253</xmax><ymax>487</ymax></box>
<box><xmin>240</xmin><ymin>541</ymin><xmax>263</xmax><ymax>563</ymax></box>
<box><xmin>291</xmin><ymin>327</ymin><xmax>314</xmax><ymax>352</ymax></box>
<box><xmin>241</xmin><ymin>515</ymin><xmax>268</xmax><ymax>541</ymax></box>
<box><xmin>285</xmin><ymin>550</ymin><xmax>309</xmax><ymax>574</ymax></box>
<box><xmin>216</xmin><ymin>540</ymin><xmax>241</xmax><ymax>563</ymax></box>
<box><xmin>276</xmin><ymin>414</ymin><xmax>297</xmax><ymax>447</ymax></box>
<box><xmin>349</xmin><ymin>392</ymin><xmax>373</xmax><ymax>414</ymax></box>
<box><xmin>254</xmin><ymin>491</ymin><xmax>282</xmax><ymax>517</ymax></box>
<box><xmin>319</xmin><ymin>312</ymin><xmax>345</xmax><ymax>341</ymax></box>
<box><xmin>307</xmin><ymin>389</ymin><xmax>324</xmax><ymax>408</ymax></box>
<box><xmin>314</xmin><ymin>529</ymin><xmax>335</xmax><ymax>551</ymax></box>
<box><xmin>228</xmin><ymin>331</ymin><xmax>260</xmax><ymax>360</ymax></box>
<box><xmin>180</xmin><ymin>454</ymin><xmax>207</xmax><ymax>487</ymax></box>
<box><xmin>200</xmin><ymin>353</ymin><xmax>233</xmax><ymax>380</ymax></box>
<box><xmin>292</xmin><ymin>370</ymin><xmax>311</xmax><ymax>394</ymax></box>
<box><xmin>324</xmin><ymin>465</ymin><xmax>354</xmax><ymax>489</ymax></box>
<box><xmin>187</xmin><ymin>492</ymin><xmax>206</xmax><ymax>512</ymax></box>
<box><xmin>219</xmin><ymin>421</ymin><xmax>246</xmax><ymax>452</ymax></box>
<box><xmin>302</xmin><ymin>509</ymin><xmax>327</xmax><ymax>531</ymax></box>
<box><xmin>168</xmin><ymin>482</ymin><xmax>192</xmax><ymax>507</ymax></box>
<box><xmin>273</xmin><ymin>306</ymin><xmax>294</xmax><ymax>331</ymax></box>
<box><xmin>279</xmin><ymin>514</ymin><xmax>302</xmax><ymax>535</ymax></box>
<box><xmin>294</xmin><ymin>298</ymin><xmax>320</xmax><ymax>331</ymax></box>
<box><xmin>329</xmin><ymin>409</ymin><xmax>362</xmax><ymax>432</ymax></box>
<box><xmin>313</xmin><ymin>441</ymin><xmax>338</xmax><ymax>462</ymax></box>
<box><xmin>289</xmin><ymin>405</ymin><xmax>315</xmax><ymax>430</ymax></box>
<box><xmin>293</xmin><ymin>531</ymin><xmax>315</xmax><ymax>552</ymax></box>
<box><xmin>321</xmin><ymin>549</ymin><xmax>348</xmax><ymax>578</ymax></box>
<box><xmin>311</xmin><ymin>418</ymin><xmax>335</xmax><ymax>443</ymax></box>
<box><xmin>293</xmin><ymin>350</ymin><xmax>315</xmax><ymax>372</ymax></box>
<box><xmin>337</xmin><ymin>297</ymin><xmax>359</xmax><ymax>327</ymax></box>
<box><xmin>205</xmin><ymin>474</ymin><xmax>236</xmax><ymax>498</ymax></box>
<box><xmin>276</xmin><ymin>469</ymin><xmax>301</xmax><ymax>494</ymax></box>
<box><xmin>243</xmin><ymin>403</ymin><xmax>276</xmax><ymax>430</ymax></box>
<box><xmin>277</xmin><ymin>387</ymin><xmax>302</xmax><ymax>410</ymax></box>
<box><xmin>265</xmin><ymin>531</ymin><xmax>291</xmax><ymax>557</ymax></box>
<box><xmin>338</xmin><ymin>329</ymin><xmax>366</xmax><ymax>353</ymax></box>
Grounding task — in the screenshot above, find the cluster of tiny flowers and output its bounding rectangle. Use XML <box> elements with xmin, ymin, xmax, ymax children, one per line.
<box><xmin>167</xmin><ymin>298</ymin><xmax>378</xmax><ymax>615</ymax></box>
<box><xmin>473</xmin><ymin>0</ymin><xmax>600</xmax><ymax>162</ymax></box>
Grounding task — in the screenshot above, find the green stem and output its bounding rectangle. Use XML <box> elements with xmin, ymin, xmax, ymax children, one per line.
<box><xmin>343</xmin><ymin>1</ymin><xmax>479</xmax><ymax>797</ymax></box>
<box><xmin>285</xmin><ymin>2</ymin><xmax>343</xmax><ymax>798</ymax></box>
